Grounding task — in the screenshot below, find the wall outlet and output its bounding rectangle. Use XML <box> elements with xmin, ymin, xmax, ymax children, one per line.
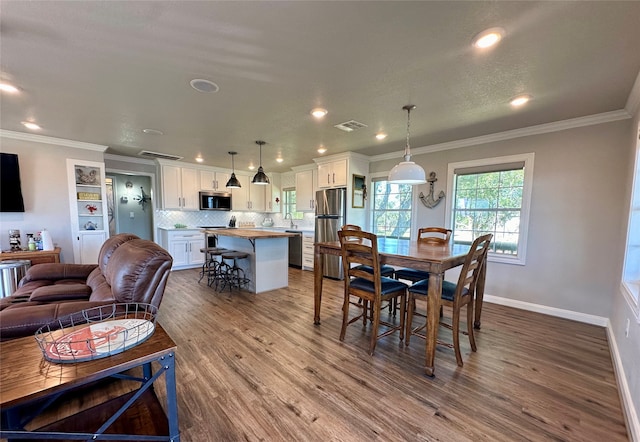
<box><xmin>130</xmin><ymin>212</ymin><xmax>135</xmax><ymax>219</ymax></box>
<box><xmin>625</xmin><ymin>318</ymin><xmax>630</xmax><ymax>338</ymax></box>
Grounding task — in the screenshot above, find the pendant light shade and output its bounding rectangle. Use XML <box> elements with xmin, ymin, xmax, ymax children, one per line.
<box><xmin>251</xmin><ymin>140</ymin><xmax>270</xmax><ymax>185</ymax></box>
<box><xmin>388</xmin><ymin>105</ymin><xmax>426</xmax><ymax>185</ymax></box>
<box><xmin>225</xmin><ymin>151</ymin><xmax>241</xmax><ymax>188</ymax></box>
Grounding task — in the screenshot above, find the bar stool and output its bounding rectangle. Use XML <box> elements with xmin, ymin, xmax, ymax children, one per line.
<box><xmin>198</xmin><ymin>247</ymin><xmax>228</xmax><ymax>287</ymax></box>
<box><xmin>218</xmin><ymin>251</ymin><xmax>250</xmax><ymax>292</ymax></box>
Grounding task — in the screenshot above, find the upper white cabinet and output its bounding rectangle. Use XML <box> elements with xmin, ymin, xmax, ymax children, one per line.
<box><xmin>265</xmin><ymin>174</ymin><xmax>281</xmax><ymax>213</ymax></box>
<box><xmin>295</xmin><ymin>168</ymin><xmax>316</xmax><ymax>211</ymax></box>
<box><xmin>67</xmin><ymin>159</ymin><xmax>110</xmax><ymax>264</ymax></box>
<box><xmin>317</xmin><ymin>159</ymin><xmax>347</xmax><ymax>188</ymax></box>
<box><xmin>199</xmin><ymin>169</ymin><xmax>230</xmax><ymax>192</ymax></box>
<box><xmin>160</xmin><ymin>163</ymin><xmax>198</xmax><ymax>210</ymax></box>
<box><xmin>231</xmin><ymin>175</ymin><xmax>266</xmax><ymax>211</ymax></box>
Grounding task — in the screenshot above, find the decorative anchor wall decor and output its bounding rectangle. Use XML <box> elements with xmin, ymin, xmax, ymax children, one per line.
<box><xmin>419</xmin><ymin>172</ymin><xmax>446</xmax><ymax>209</ymax></box>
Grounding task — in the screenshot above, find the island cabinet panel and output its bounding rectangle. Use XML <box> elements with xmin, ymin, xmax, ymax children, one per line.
<box><xmin>207</xmin><ymin>229</ymin><xmax>295</xmax><ymax>293</ymax></box>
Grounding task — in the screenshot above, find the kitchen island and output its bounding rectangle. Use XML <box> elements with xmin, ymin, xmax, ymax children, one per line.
<box><xmin>203</xmin><ymin>228</ymin><xmax>297</xmax><ymax>294</ymax></box>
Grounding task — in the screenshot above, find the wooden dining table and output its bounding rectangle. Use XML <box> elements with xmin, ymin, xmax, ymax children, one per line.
<box><xmin>314</xmin><ymin>238</ymin><xmax>486</xmax><ymax>377</ymax></box>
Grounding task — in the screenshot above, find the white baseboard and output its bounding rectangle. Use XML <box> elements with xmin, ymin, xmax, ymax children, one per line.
<box><xmin>483</xmin><ymin>295</ymin><xmax>638</xmax><ymax>440</ymax></box>
<box><xmin>483</xmin><ymin>294</ymin><xmax>609</xmax><ymax>326</ymax></box>
<box><xmin>607</xmin><ymin>322</ymin><xmax>640</xmax><ymax>442</ymax></box>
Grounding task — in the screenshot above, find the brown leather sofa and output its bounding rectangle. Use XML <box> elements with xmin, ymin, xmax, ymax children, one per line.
<box><xmin>0</xmin><ymin>233</ymin><xmax>173</xmax><ymax>341</ymax></box>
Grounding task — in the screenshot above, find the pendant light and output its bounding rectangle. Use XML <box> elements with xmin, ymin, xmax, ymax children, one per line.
<box><xmin>251</xmin><ymin>140</ymin><xmax>270</xmax><ymax>185</ymax></box>
<box><xmin>225</xmin><ymin>151</ymin><xmax>241</xmax><ymax>188</ymax></box>
<box><xmin>388</xmin><ymin>105</ymin><xmax>427</xmax><ymax>184</ymax></box>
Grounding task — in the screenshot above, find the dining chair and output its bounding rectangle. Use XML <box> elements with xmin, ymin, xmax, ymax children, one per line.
<box><xmin>394</xmin><ymin>227</ymin><xmax>452</xmax><ymax>283</ymax></box>
<box><xmin>341</xmin><ymin>224</ymin><xmax>395</xmax><ymax>277</ymax></box>
<box><xmin>338</xmin><ymin>229</ymin><xmax>408</xmax><ymax>355</ymax></box>
<box><xmin>341</xmin><ymin>224</ymin><xmax>397</xmax><ymax>317</ymax></box>
<box><xmin>405</xmin><ymin>233</ymin><xmax>492</xmax><ymax>366</ymax></box>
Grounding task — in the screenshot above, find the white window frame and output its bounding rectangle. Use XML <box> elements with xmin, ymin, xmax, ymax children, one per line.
<box><xmin>445</xmin><ymin>153</ymin><xmax>535</xmax><ymax>266</ymax></box>
<box><xmin>620</xmin><ymin>125</ymin><xmax>640</xmax><ymax>321</ymax></box>
<box><xmin>369</xmin><ymin>172</ymin><xmax>418</xmax><ymax>239</ymax></box>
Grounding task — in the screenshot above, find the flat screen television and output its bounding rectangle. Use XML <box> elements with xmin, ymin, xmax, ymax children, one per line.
<box><xmin>0</xmin><ymin>153</ymin><xmax>26</xmax><ymax>212</ymax></box>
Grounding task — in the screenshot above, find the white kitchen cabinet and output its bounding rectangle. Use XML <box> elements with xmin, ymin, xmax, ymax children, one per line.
<box><xmin>265</xmin><ymin>174</ymin><xmax>281</xmax><ymax>213</ymax></box>
<box><xmin>66</xmin><ymin>159</ymin><xmax>110</xmax><ymax>264</ymax></box>
<box><xmin>199</xmin><ymin>169</ymin><xmax>230</xmax><ymax>191</ymax></box>
<box><xmin>302</xmin><ymin>232</ymin><xmax>314</xmax><ymax>271</ymax></box>
<box><xmin>231</xmin><ymin>174</ymin><xmax>267</xmax><ymax>211</ymax></box>
<box><xmin>295</xmin><ymin>169</ymin><xmax>316</xmax><ymax>211</ymax></box>
<box><xmin>160</xmin><ymin>164</ymin><xmax>199</xmax><ymax>210</ymax></box>
<box><xmin>159</xmin><ymin>229</ymin><xmax>204</xmax><ymax>270</ymax></box>
<box><xmin>317</xmin><ymin>159</ymin><xmax>347</xmax><ymax>188</ymax></box>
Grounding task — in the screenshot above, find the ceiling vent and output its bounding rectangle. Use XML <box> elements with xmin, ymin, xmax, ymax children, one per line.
<box><xmin>138</xmin><ymin>150</ymin><xmax>183</xmax><ymax>161</ymax></box>
<box><xmin>334</xmin><ymin>120</ymin><xmax>368</xmax><ymax>132</ymax></box>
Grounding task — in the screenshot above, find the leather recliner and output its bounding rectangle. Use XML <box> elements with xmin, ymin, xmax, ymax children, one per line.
<box><xmin>0</xmin><ymin>233</ymin><xmax>173</xmax><ymax>341</ymax></box>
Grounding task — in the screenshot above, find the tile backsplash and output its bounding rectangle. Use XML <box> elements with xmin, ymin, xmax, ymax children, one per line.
<box><xmin>155</xmin><ymin>210</ymin><xmax>315</xmax><ymax>230</ymax></box>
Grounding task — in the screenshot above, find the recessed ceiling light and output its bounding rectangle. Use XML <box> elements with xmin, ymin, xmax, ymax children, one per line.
<box><xmin>472</xmin><ymin>27</ymin><xmax>505</xmax><ymax>49</ymax></box>
<box><xmin>248</xmin><ymin>165</ymin><xmax>255</xmax><ymax>170</ymax></box>
<box><xmin>195</xmin><ymin>156</ymin><xmax>204</xmax><ymax>163</ymax></box>
<box><xmin>510</xmin><ymin>94</ymin><xmax>532</xmax><ymax>107</ymax></box>
<box><xmin>317</xmin><ymin>147</ymin><xmax>327</xmax><ymax>154</ymax></box>
<box><xmin>276</xmin><ymin>158</ymin><xmax>284</xmax><ymax>163</ymax></box>
<box><xmin>190</xmin><ymin>79</ymin><xmax>219</xmax><ymax>93</ymax></box>
<box><xmin>0</xmin><ymin>83</ymin><xmax>19</xmax><ymax>94</ymax></box>
<box><xmin>21</xmin><ymin>121</ymin><xmax>41</xmax><ymax>130</ymax></box>
<box><xmin>375</xmin><ymin>132</ymin><xmax>387</xmax><ymax>140</ymax></box>
<box><xmin>311</xmin><ymin>108</ymin><xmax>328</xmax><ymax>118</ymax></box>
<box><xmin>142</xmin><ymin>128</ymin><xmax>164</xmax><ymax>135</ymax></box>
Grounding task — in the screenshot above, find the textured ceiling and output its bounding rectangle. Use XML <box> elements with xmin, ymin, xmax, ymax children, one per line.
<box><xmin>1</xmin><ymin>1</ymin><xmax>640</xmax><ymax>172</ymax></box>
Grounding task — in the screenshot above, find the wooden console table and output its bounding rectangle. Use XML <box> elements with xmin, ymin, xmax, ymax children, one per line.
<box><xmin>0</xmin><ymin>247</ymin><xmax>61</xmax><ymax>265</ymax></box>
<box><xmin>0</xmin><ymin>323</ymin><xmax>180</xmax><ymax>441</ymax></box>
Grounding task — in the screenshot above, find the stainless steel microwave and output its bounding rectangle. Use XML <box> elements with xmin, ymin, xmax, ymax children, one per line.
<box><xmin>199</xmin><ymin>191</ymin><xmax>232</xmax><ymax>211</ymax></box>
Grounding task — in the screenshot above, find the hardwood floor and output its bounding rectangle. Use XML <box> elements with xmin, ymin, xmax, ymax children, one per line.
<box><xmin>25</xmin><ymin>267</ymin><xmax>629</xmax><ymax>441</ymax></box>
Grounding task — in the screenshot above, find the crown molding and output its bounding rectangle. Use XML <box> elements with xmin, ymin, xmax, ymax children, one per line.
<box><xmin>312</xmin><ymin>151</ymin><xmax>370</xmax><ymax>165</ymax></box>
<box><xmin>0</xmin><ymin>130</ymin><xmax>108</xmax><ymax>152</ymax></box>
<box><xmin>104</xmin><ymin>153</ymin><xmax>155</xmax><ymax>165</ymax></box>
<box><xmin>369</xmin><ymin>109</ymin><xmax>632</xmax><ymax>162</ymax></box>
<box><xmin>625</xmin><ymin>69</ymin><xmax>640</xmax><ymax>116</ymax></box>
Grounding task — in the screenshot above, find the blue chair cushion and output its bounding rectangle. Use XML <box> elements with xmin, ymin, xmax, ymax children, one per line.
<box><xmin>350</xmin><ymin>276</ymin><xmax>408</xmax><ymax>295</ymax></box>
<box><xmin>394</xmin><ymin>268</ymin><xmax>430</xmax><ymax>281</ymax></box>
<box><xmin>408</xmin><ymin>279</ymin><xmax>468</xmax><ymax>302</ymax></box>
<box><xmin>353</xmin><ymin>264</ymin><xmax>395</xmax><ymax>277</ymax></box>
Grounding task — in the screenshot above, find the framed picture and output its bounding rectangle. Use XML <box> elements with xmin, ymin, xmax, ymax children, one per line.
<box><xmin>352</xmin><ymin>174</ymin><xmax>365</xmax><ymax>208</ymax></box>
<box><xmin>75</xmin><ymin>166</ymin><xmax>100</xmax><ymax>185</ymax></box>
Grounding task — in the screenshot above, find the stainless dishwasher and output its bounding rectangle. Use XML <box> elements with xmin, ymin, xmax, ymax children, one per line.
<box><xmin>286</xmin><ymin>230</ymin><xmax>303</xmax><ymax>268</ymax></box>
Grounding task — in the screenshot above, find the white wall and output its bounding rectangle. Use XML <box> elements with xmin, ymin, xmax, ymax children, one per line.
<box><xmin>0</xmin><ymin>136</ymin><xmax>103</xmax><ymax>263</ymax></box>
<box><xmin>610</xmin><ymin>107</ymin><xmax>640</xmax><ymax>441</ymax></box>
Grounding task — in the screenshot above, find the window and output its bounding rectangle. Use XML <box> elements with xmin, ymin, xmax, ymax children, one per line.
<box><xmin>445</xmin><ymin>153</ymin><xmax>534</xmax><ymax>265</ymax></box>
<box><xmin>621</xmin><ymin>127</ymin><xmax>640</xmax><ymax>316</ymax></box>
<box><xmin>371</xmin><ymin>179</ymin><xmax>413</xmax><ymax>241</ymax></box>
<box><xmin>282</xmin><ymin>188</ymin><xmax>303</xmax><ymax>219</ymax></box>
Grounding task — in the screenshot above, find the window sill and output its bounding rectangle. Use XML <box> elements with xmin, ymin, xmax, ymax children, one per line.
<box><xmin>488</xmin><ymin>253</ymin><xmax>525</xmax><ymax>266</ymax></box>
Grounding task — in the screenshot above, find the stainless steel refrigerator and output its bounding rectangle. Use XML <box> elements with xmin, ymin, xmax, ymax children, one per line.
<box><xmin>315</xmin><ymin>188</ymin><xmax>346</xmax><ymax>279</ymax></box>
